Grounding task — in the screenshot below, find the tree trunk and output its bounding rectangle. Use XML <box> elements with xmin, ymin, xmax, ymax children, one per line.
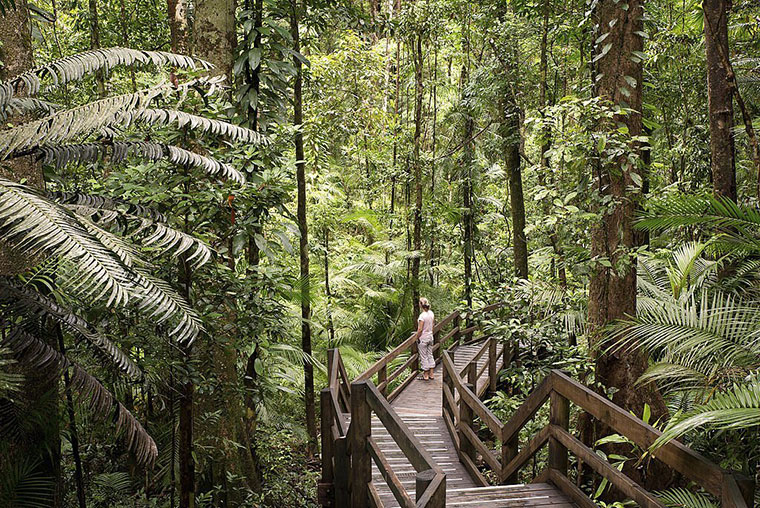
<box><xmin>460</xmin><ymin>28</ymin><xmax>474</xmax><ymax>313</ymax></box>
<box><xmin>291</xmin><ymin>0</ymin><xmax>317</xmax><ymax>457</ymax></box>
<box><xmin>324</xmin><ymin>228</ymin><xmax>336</xmax><ymax>347</ymax></box>
<box><xmin>504</xmin><ymin>106</ymin><xmax>527</xmax><ymax>280</ymax></box>
<box><xmin>411</xmin><ymin>33</ymin><xmax>423</xmax><ymax>320</ymax></box>
<box><xmin>167</xmin><ymin>0</ymin><xmax>190</xmax><ymax>54</ymax></box>
<box><xmin>193</xmin><ymin>0</ymin><xmax>237</xmax><ymax>79</ymax></box>
<box><xmin>88</xmin><ymin>0</ymin><xmax>106</xmax><ymax>97</ymax></box>
<box><xmin>588</xmin><ymin>0</ymin><xmax>669</xmax><ymax>490</ymax></box>
<box><xmin>703</xmin><ymin>0</ymin><xmax>736</xmax><ymax>202</ymax></box>
<box><xmin>178</xmin><ymin>256</ymin><xmax>195</xmax><ymax>508</ymax></box>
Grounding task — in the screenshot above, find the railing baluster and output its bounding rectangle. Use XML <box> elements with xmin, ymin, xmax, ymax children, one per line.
<box><xmin>488</xmin><ymin>336</ymin><xmax>497</xmax><ymax>392</ymax></box>
<box><xmin>320</xmin><ymin>388</ymin><xmax>334</xmax><ymax>494</ymax></box>
<box><xmin>467</xmin><ymin>359</ymin><xmax>477</xmax><ymax>387</ymax></box>
<box><xmin>378</xmin><ymin>364</ymin><xmax>387</xmax><ymax>397</ymax></box>
<box><xmin>459</xmin><ymin>382</ymin><xmax>476</xmax><ymax>463</ymax></box>
<box><xmin>350</xmin><ymin>382</ymin><xmax>371</xmax><ymax>507</ymax></box>
<box><xmin>549</xmin><ymin>390</ymin><xmax>570</xmax><ymax>477</ymax></box>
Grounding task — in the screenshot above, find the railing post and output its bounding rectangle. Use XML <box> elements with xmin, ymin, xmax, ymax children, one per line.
<box><xmin>459</xmin><ymin>382</ymin><xmax>476</xmax><ymax>463</ymax></box>
<box><xmin>334</xmin><ymin>436</ymin><xmax>350</xmax><ymax>508</ymax></box>
<box><xmin>453</xmin><ymin>313</ymin><xmax>461</xmax><ymax>345</ymax></box>
<box><xmin>319</xmin><ymin>389</ymin><xmax>334</xmax><ymax>507</ymax></box>
<box><xmin>433</xmin><ymin>328</ymin><xmax>441</xmax><ymax>363</ymax></box>
<box><xmin>467</xmin><ymin>360</ymin><xmax>477</xmax><ymax>388</ymax></box>
<box><xmin>350</xmin><ymin>382</ymin><xmax>371</xmax><ymax>507</ymax></box>
<box><xmin>411</xmin><ymin>338</ymin><xmax>420</xmax><ymax>372</ymax></box>
<box><xmin>378</xmin><ymin>364</ymin><xmax>387</xmax><ymax>397</ymax></box>
<box><xmin>488</xmin><ymin>336</ymin><xmax>497</xmax><ymax>392</ymax></box>
<box><xmin>416</xmin><ymin>469</ymin><xmax>445</xmax><ymax>507</ymax></box>
<box><xmin>548</xmin><ymin>390</ymin><xmax>570</xmax><ymax>477</ymax></box>
<box><xmin>501</xmin><ymin>431</ymin><xmax>518</xmax><ymax>484</ymax></box>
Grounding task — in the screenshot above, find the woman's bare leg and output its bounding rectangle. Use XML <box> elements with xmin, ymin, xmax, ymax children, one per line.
<box><xmin>428</xmin><ymin>368</ymin><xmax>435</xmax><ymax>380</ymax></box>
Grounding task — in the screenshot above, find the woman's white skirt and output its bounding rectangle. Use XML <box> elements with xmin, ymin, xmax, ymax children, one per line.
<box><xmin>418</xmin><ymin>337</ymin><xmax>435</xmax><ymax>371</ymax></box>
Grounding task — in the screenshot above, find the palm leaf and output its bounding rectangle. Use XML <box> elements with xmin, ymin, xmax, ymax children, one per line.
<box><xmin>656</xmin><ymin>488</ymin><xmax>718</xmax><ymax>508</ymax></box>
<box><xmin>652</xmin><ymin>381</ymin><xmax>760</xmax><ymax>451</ymax></box>
<box><xmin>38</xmin><ymin>141</ymin><xmax>245</xmax><ymax>184</ymax></box>
<box><xmin>0</xmin><ymin>178</ymin><xmax>137</xmax><ymax>307</ymax></box>
<box><xmin>2</xmin><ymin>47</ymin><xmax>211</xmax><ymax>104</ymax></box>
<box><xmin>1</xmin><ymin>324</ymin><xmax>157</xmax><ymax>464</ymax></box>
<box><xmin>0</xmin><ymin>279</ymin><xmax>142</xmax><ymax>378</ymax></box>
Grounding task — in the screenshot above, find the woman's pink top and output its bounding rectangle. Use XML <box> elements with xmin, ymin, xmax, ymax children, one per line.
<box><xmin>418</xmin><ymin>310</ymin><xmax>435</xmax><ymax>341</ymax></box>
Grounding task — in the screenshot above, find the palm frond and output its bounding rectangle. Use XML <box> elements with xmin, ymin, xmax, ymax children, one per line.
<box><xmin>2</xmin><ymin>98</ymin><xmax>59</xmax><ymax>118</ymax></box>
<box><xmin>1</xmin><ymin>324</ymin><xmax>157</xmax><ymax>464</ymax></box>
<box><xmin>652</xmin><ymin>381</ymin><xmax>760</xmax><ymax>450</ymax></box>
<box><xmin>131</xmin><ymin>270</ymin><xmax>202</xmax><ymax>344</ymax></box>
<box><xmin>38</xmin><ymin>141</ymin><xmax>245</xmax><ymax>183</ymax></box>
<box><xmin>0</xmin><ymin>457</ymin><xmax>55</xmax><ymax>508</ymax></box>
<box><xmin>127</xmin><ymin>109</ymin><xmax>265</xmax><ymax>145</ymax></box>
<box><xmin>2</xmin><ymin>47</ymin><xmax>211</xmax><ymax>103</ymax></box>
<box><xmin>0</xmin><ymin>178</ymin><xmax>137</xmax><ymax>307</ymax></box>
<box><xmin>0</xmin><ymin>279</ymin><xmax>142</xmax><ymax>378</ymax></box>
<box><xmin>656</xmin><ymin>488</ymin><xmax>718</xmax><ymax>508</ymax></box>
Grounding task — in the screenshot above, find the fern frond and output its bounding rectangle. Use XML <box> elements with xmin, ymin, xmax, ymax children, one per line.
<box><xmin>1</xmin><ymin>324</ymin><xmax>157</xmax><ymax>464</ymax></box>
<box><xmin>0</xmin><ymin>279</ymin><xmax>141</xmax><ymax>379</ymax></box>
<box><xmin>0</xmin><ymin>178</ymin><xmax>136</xmax><ymax>307</ymax></box>
<box><xmin>652</xmin><ymin>381</ymin><xmax>760</xmax><ymax>451</ymax></box>
<box><xmin>38</xmin><ymin>141</ymin><xmax>245</xmax><ymax>183</ymax></box>
<box><xmin>3</xmin><ymin>47</ymin><xmax>211</xmax><ymax>102</ymax></box>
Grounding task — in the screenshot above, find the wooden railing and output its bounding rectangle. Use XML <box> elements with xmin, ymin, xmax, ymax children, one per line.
<box><xmin>355</xmin><ymin>303</ymin><xmax>504</xmax><ymax>400</ymax></box>
<box><xmin>320</xmin><ymin>304</ymin><xmax>505</xmax><ymax>507</ymax></box>
<box><xmin>439</xmin><ymin>360</ymin><xmax>755</xmax><ymax>508</ymax></box>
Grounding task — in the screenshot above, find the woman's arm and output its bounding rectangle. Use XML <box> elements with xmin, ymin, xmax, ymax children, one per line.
<box><xmin>413</xmin><ymin>318</ymin><xmax>424</xmax><ymax>340</ymax></box>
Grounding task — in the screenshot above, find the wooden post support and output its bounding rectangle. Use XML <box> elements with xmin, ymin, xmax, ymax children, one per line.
<box><xmin>549</xmin><ymin>390</ymin><xmax>570</xmax><ymax>476</ymax></box>
<box><xmin>411</xmin><ymin>339</ymin><xmax>420</xmax><ymax>372</ymax></box>
<box><xmin>320</xmin><ymin>389</ymin><xmax>334</xmax><ymax>493</ymax></box>
<box><xmin>467</xmin><ymin>360</ymin><xmax>477</xmax><ymax>388</ymax></box>
<box><xmin>459</xmin><ymin>382</ymin><xmax>475</xmax><ymax>462</ymax></box>
<box><xmin>488</xmin><ymin>336</ymin><xmax>497</xmax><ymax>392</ymax></box>
<box><xmin>433</xmin><ymin>328</ymin><xmax>441</xmax><ymax>363</ymax></box>
<box><xmin>350</xmin><ymin>382</ymin><xmax>372</xmax><ymax>507</ymax></box>
<box><xmin>453</xmin><ymin>314</ymin><xmax>461</xmax><ymax>345</ymax></box>
<box><xmin>501</xmin><ymin>432</ymin><xmax>519</xmax><ymax>484</ymax></box>
<box><xmin>334</xmin><ymin>436</ymin><xmax>350</xmax><ymax>508</ymax></box>
<box><xmin>378</xmin><ymin>364</ymin><xmax>387</xmax><ymax>397</ymax></box>
<box><xmin>416</xmin><ymin>469</ymin><xmax>445</xmax><ymax>507</ymax></box>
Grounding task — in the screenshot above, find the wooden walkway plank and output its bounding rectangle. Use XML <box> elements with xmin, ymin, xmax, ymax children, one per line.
<box><xmin>369</xmin><ymin>339</ymin><xmax>576</xmax><ymax>507</ymax></box>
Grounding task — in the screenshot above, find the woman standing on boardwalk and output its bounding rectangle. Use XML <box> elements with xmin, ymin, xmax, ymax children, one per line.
<box><xmin>414</xmin><ymin>297</ymin><xmax>436</xmax><ymax>380</ymax></box>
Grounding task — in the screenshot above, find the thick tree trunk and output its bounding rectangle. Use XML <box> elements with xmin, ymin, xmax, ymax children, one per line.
<box><xmin>291</xmin><ymin>0</ymin><xmax>318</xmax><ymax>457</ymax></box>
<box><xmin>193</xmin><ymin>0</ymin><xmax>236</xmax><ymax>79</ymax></box>
<box><xmin>411</xmin><ymin>33</ymin><xmax>423</xmax><ymax>320</ymax></box>
<box><xmin>703</xmin><ymin>0</ymin><xmax>736</xmax><ymax>202</ymax></box>
<box><xmin>167</xmin><ymin>0</ymin><xmax>190</xmax><ymax>54</ymax></box>
<box><xmin>588</xmin><ymin>0</ymin><xmax>669</xmax><ymax>490</ymax></box>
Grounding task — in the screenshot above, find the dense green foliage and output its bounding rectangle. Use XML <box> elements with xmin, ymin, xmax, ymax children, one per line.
<box><xmin>1</xmin><ymin>0</ymin><xmax>759</xmax><ymax>506</ymax></box>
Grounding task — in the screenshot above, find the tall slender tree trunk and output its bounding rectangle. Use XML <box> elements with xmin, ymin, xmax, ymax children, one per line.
<box><xmin>324</xmin><ymin>228</ymin><xmax>336</xmax><ymax>347</ymax></box>
<box><xmin>57</xmin><ymin>327</ymin><xmax>86</xmax><ymax>508</ymax></box>
<box><xmin>178</xmin><ymin>254</ymin><xmax>195</xmax><ymax>508</ymax></box>
<box><xmin>703</xmin><ymin>0</ymin><xmax>736</xmax><ymax>202</ymax></box>
<box><xmin>411</xmin><ymin>33</ymin><xmax>424</xmax><ymax>320</ymax></box>
<box><xmin>460</xmin><ymin>23</ymin><xmax>474</xmax><ymax>313</ymax></box>
<box><xmin>291</xmin><ymin>0</ymin><xmax>317</xmax><ymax>456</ymax></box>
<box><xmin>588</xmin><ymin>0</ymin><xmax>669</xmax><ymax>489</ymax></box>
<box><xmin>504</xmin><ymin>105</ymin><xmax>527</xmax><ymax>280</ymax></box>
<box><xmin>88</xmin><ymin>0</ymin><xmax>106</xmax><ymax>97</ymax></box>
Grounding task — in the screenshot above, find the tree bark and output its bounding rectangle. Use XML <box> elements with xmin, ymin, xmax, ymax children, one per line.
<box><xmin>193</xmin><ymin>0</ymin><xmax>236</xmax><ymax>79</ymax></box>
<box><xmin>460</xmin><ymin>26</ymin><xmax>474</xmax><ymax>313</ymax></box>
<box><xmin>588</xmin><ymin>0</ymin><xmax>669</xmax><ymax>489</ymax></box>
<box><xmin>703</xmin><ymin>0</ymin><xmax>736</xmax><ymax>202</ymax></box>
<box><xmin>167</xmin><ymin>0</ymin><xmax>190</xmax><ymax>54</ymax></box>
<box><xmin>178</xmin><ymin>256</ymin><xmax>195</xmax><ymax>508</ymax></box>
<box><xmin>504</xmin><ymin>105</ymin><xmax>527</xmax><ymax>280</ymax></box>
<box><xmin>411</xmin><ymin>33</ymin><xmax>424</xmax><ymax>320</ymax></box>
<box><xmin>291</xmin><ymin>0</ymin><xmax>317</xmax><ymax>457</ymax></box>
<box><xmin>88</xmin><ymin>0</ymin><xmax>106</xmax><ymax>97</ymax></box>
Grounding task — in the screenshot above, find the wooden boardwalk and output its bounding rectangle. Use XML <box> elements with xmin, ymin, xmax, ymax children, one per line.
<box><xmin>370</xmin><ymin>340</ymin><xmax>575</xmax><ymax>507</ymax></box>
